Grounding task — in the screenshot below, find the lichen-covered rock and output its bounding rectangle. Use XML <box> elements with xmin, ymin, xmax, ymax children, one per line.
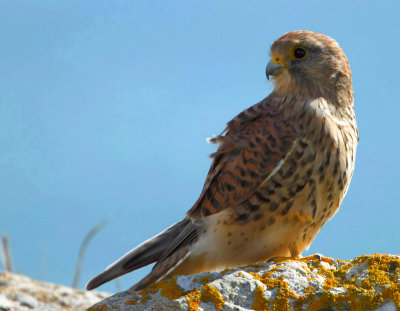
<box><xmin>0</xmin><ymin>272</ymin><xmax>109</xmax><ymax>311</ymax></box>
<box><xmin>88</xmin><ymin>254</ymin><xmax>400</xmax><ymax>311</ymax></box>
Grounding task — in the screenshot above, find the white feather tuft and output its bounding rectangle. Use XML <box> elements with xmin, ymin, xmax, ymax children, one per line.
<box><xmin>206</xmin><ymin>134</ymin><xmax>218</xmax><ymax>144</ymax></box>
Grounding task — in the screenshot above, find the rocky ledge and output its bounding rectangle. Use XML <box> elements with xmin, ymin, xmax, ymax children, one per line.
<box><xmin>0</xmin><ymin>272</ymin><xmax>109</xmax><ymax>311</ymax></box>
<box><xmin>88</xmin><ymin>254</ymin><xmax>400</xmax><ymax>311</ymax></box>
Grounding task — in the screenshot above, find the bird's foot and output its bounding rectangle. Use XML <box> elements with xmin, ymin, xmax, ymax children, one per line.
<box><xmin>266</xmin><ymin>253</ymin><xmax>338</xmax><ymax>266</ymax></box>
<box><xmin>299</xmin><ymin>253</ymin><xmax>338</xmax><ymax>266</ymax></box>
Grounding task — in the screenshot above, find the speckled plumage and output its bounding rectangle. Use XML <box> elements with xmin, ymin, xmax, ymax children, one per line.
<box><xmin>86</xmin><ymin>31</ymin><xmax>358</xmax><ymax>292</ymax></box>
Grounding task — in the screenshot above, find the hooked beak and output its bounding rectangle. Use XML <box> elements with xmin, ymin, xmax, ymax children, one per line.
<box><xmin>266</xmin><ymin>59</ymin><xmax>283</xmax><ymax>80</ymax></box>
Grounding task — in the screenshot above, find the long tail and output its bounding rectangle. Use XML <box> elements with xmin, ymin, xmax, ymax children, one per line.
<box><xmin>86</xmin><ymin>218</ymin><xmax>194</xmax><ymax>291</ymax></box>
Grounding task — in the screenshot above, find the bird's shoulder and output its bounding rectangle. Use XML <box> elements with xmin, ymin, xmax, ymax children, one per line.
<box><xmin>187</xmin><ymin>94</ymin><xmax>300</xmax><ymax>219</ymax></box>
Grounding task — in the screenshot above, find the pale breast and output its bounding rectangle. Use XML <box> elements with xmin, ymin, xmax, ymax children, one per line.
<box><xmin>227</xmin><ymin>98</ymin><xmax>358</xmax><ymax>256</ymax></box>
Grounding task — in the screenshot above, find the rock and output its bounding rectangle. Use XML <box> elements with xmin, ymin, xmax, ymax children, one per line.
<box><xmin>88</xmin><ymin>254</ymin><xmax>400</xmax><ymax>311</ymax></box>
<box><xmin>0</xmin><ymin>272</ymin><xmax>110</xmax><ymax>311</ymax></box>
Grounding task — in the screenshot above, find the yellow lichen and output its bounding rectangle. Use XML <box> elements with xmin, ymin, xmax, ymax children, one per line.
<box><xmin>271</xmin><ymin>277</ymin><xmax>294</xmax><ymax>311</ymax></box>
<box><xmin>201</xmin><ymin>275</ymin><xmax>213</xmax><ymax>284</ymax></box>
<box><xmin>248</xmin><ymin>254</ymin><xmax>400</xmax><ymax>311</ymax></box>
<box><xmin>220</xmin><ymin>268</ymin><xmax>231</xmax><ymax>274</ymax></box>
<box><xmin>113</xmin><ymin>273</ymin><xmax>226</xmax><ymax>310</ymax></box>
<box><xmin>303</xmin><ymin>285</ymin><xmax>315</xmax><ymax>294</ymax></box>
<box><xmin>201</xmin><ymin>284</ymin><xmax>225</xmax><ymax>310</ymax></box>
<box><xmin>133</xmin><ymin>288</ymin><xmax>151</xmax><ymax>304</ymax></box>
<box><xmin>295</xmin><ymin>254</ymin><xmax>400</xmax><ymax>311</ymax></box>
<box><xmin>249</xmin><ymin>266</ymin><xmax>298</xmax><ymax>311</ymax></box>
<box><xmin>87</xmin><ymin>303</ymin><xmax>107</xmax><ymax>311</ymax></box>
<box><xmin>89</xmin><ymin>254</ymin><xmax>400</xmax><ymax>310</ymax></box>
<box><xmin>252</xmin><ymin>285</ymin><xmax>271</xmax><ymax>311</ymax></box>
<box><xmin>392</xmin><ymin>291</ymin><xmax>400</xmax><ymax>307</ymax></box>
<box><xmin>185</xmin><ymin>288</ymin><xmax>201</xmax><ymax>311</ymax></box>
<box><xmin>135</xmin><ymin>276</ymin><xmax>184</xmax><ymax>302</ymax></box>
<box><xmin>158</xmin><ymin>279</ymin><xmax>185</xmax><ymax>300</ymax></box>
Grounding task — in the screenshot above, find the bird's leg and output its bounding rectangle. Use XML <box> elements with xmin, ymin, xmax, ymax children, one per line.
<box><xmin>266</xmin><ymin>245</ymin><xmax>301</xmax><ymax>263</ymax></box>
<box><xmin>289</xmin><ymin>246</ymin><xmax>337</xmax><ymax>266</ymax></box>
<box><xmin>266</xmin><ymin>246</ymin><xmax>337</xmax><ymax>266</ymax></box>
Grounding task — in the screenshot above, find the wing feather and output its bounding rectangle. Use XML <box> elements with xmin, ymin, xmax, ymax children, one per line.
<box><xmin>188</xmin><ymin>96</ymin><xmax>297</xmax><ymax>218</ymax></box>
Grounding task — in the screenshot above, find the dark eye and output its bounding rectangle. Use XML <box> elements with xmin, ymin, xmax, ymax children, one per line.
<box><xmin>290</xmin><ymin>47</ymin><xmax>308</xmax><ymax>60</ymax></box>
<box><xmin>294</xmin><ymin>48</ymin><xmax>306</xmax><ymax>58</ymax></box>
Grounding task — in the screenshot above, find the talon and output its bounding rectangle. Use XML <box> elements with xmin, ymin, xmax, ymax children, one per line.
<box><xmin>313</xmin><ymin>253</ymin><xmax>323</xmax><ymax>262</ymax></box>
<box><xmin>301</xmin><ymin>253</ymin><xmax>338</xmax><ymax>266</ymax></box>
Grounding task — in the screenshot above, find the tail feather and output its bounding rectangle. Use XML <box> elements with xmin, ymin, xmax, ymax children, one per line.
<box><xmin>130</xmin><ymin>247</ymin><xmax>191</xmax><ymax>291</ymax></box>
<box><xmin>86</xmin><ymin>218</ymin><xmax>190</xmax><ymax>291</ymax></box>
<box><xmin>130</xmin><ymin>219</ymin><xmax>200</xmax><ymax>290</ymax></box>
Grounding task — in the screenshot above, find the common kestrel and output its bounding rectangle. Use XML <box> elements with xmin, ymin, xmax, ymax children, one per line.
<box><xmin>86</xmin><ymin>30</ymin><xmax>358</xmax><ymax>291</ymax></box>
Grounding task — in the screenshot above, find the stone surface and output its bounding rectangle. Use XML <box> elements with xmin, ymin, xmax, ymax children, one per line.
<box><xmin>0</xmin><ymin>272</ymin><xmax>109</xmax><ymax>311</ymax></box>
<box><xmin>88</xmin><ymin>254</ymin><xmax>400</xmax><ymax>311</ymax></box>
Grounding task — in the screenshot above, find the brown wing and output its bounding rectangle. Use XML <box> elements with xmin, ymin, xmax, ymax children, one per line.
<box><xmin>187</xmin><ymin>97</ymin><xmax>297</xmax><ymax>218</ymax></box>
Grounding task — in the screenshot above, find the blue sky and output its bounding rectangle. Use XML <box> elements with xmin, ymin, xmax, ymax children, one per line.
<box><xmin>0</xmin><ymin>1</ymin><xmax>399</xmax><ymax>293</ymax></box>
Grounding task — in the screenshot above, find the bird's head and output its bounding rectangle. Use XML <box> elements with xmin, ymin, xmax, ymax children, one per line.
<box><xmin>266</xmin><ymin>30</ymin><xmax>352</xmax><ymax>102</ymax></box>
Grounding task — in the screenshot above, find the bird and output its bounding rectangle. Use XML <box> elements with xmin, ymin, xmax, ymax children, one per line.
<box><xmin>86</xmin><ymin>30</ymin><xmax>358</xmax><ymax>292</ymax></box>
